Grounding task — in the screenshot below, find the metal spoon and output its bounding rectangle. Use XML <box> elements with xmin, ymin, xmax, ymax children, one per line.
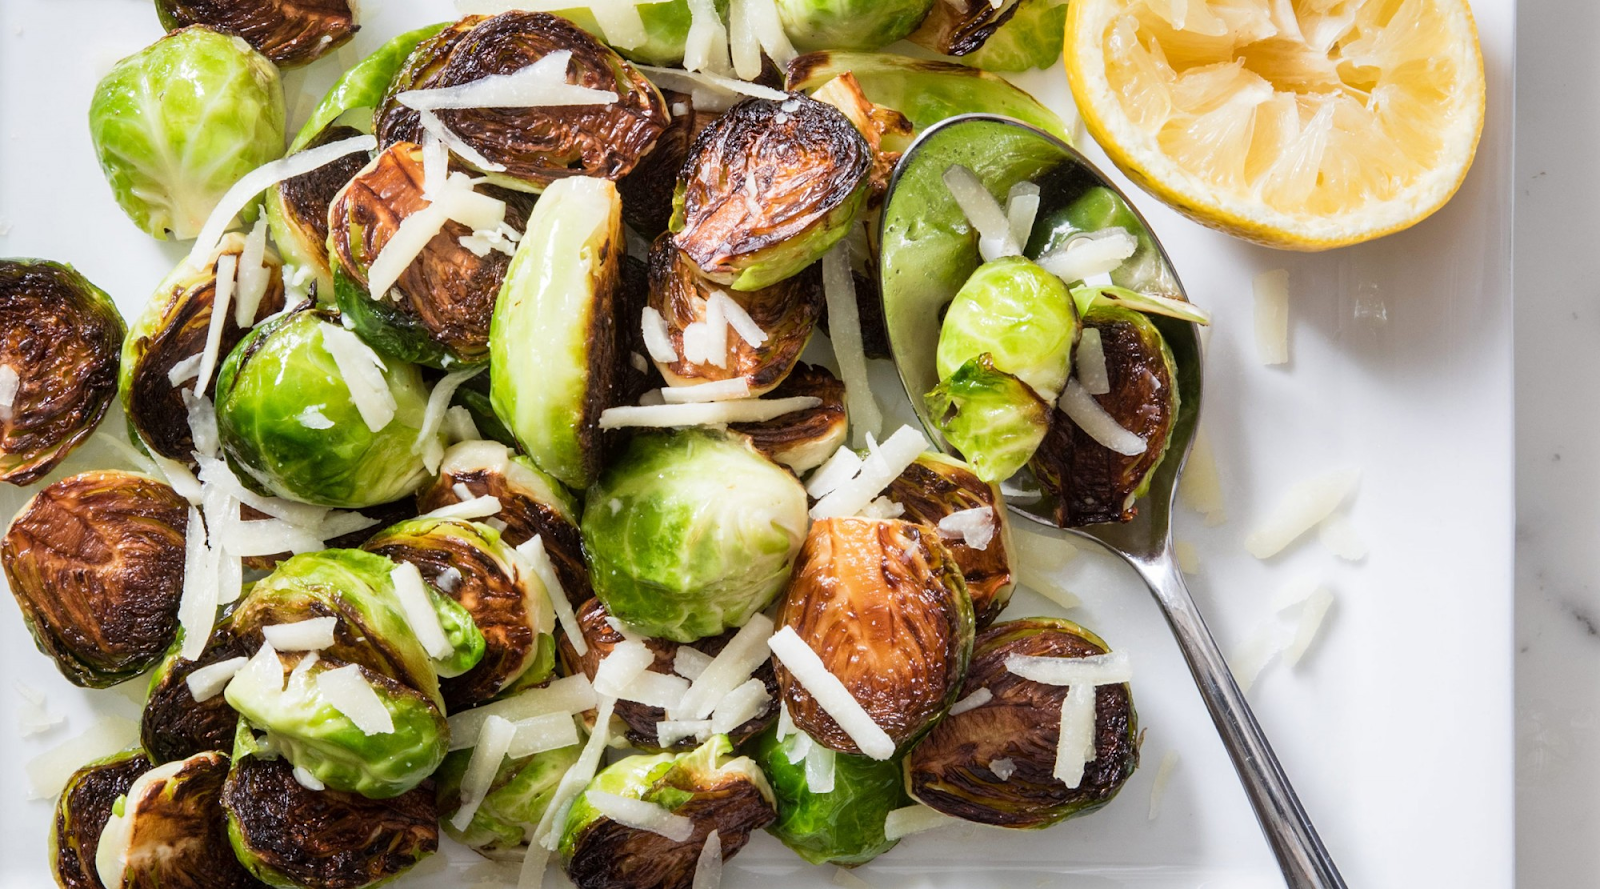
<box><xmin>878</xmin><ymin>114</ymin><xmax>1346</xmax><ymax>889</ymax></box>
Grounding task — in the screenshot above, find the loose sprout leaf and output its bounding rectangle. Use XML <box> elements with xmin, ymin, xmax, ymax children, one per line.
<box><xmin>809</xmin><ymin>425</ymin><xmax>928</xmax><ymax>521</ymax></box>
<box><xmin>448</xmin><ymin>674</ymin><xmax>598</xmax><ymax>749</ymax></box>
<box><xmin>676</xmin><ymin>613</ymin><xmax>776</xmax><ymax>720</ymax></box>
<box><xmin>693</xmin><ymin>829</ymin><xmax>723</xmax><ymax>889</ymax></box>
<box><xmin>598</xmin><ymin>397</ymin><xmax>822</xmax><ymax>429</ymax></box>
<box><xmin>881</xmin><ymin>804</ymin><xmax>959</xmax><ymax>841</ymax></box>
<box><xmin>261</xmin><ymin>617</ymin><xmax>338</xmax><ymax>651</ymax></box>
<box><xmin>1148</xmin><ymin>749</ymin><xmax>1180</xmax><ymax>821</ymax></box>
<box><xmin>587</xmin><ymin>790</ymin><xmax>696</xmax><ymax>842</ymax></box>
<box><xmin>1254</xmin><ymin>269</ymin><xmax>1290</xmax><ymax>365</ymax></box>
<box><xmin>660</xmin><ymin>379</ymin><xmax>754</xmax><ymax>403</ymax></box>
<box><xmin>1243</xmin><ymin>468</ymin><xmax>1361</xmax><ymax>559</ymax></box>
<box><xmin>507</xmin><ymin>712</ymin><xmax>582</xmax><ymax>758</ymax></box>
<box><xmin>1076</xmin><ymin>328</ymin><xmax>1111</xmax><ymax>395</ymax></box>
<box><xmin>454</xmin><ymin>714</ymin><xmax>517</xmax><ymax>832</ymax></box>
<box><xmin>943</xmin><ymin>164</ymin><xmax>1019</xmax><ymax>261</ymax></box>
<box><xmin>1037</xmin><ymin>229</ymin><xmax>1139</xmax><ymax>284</ymax></box>
<box><xmin>315</xmin><ymin>664</ymin><xmax>396</xmax><ymax>735</ymax></box>
<box><xmin>768</xmin><ymin>626</ymin><xmax>895</xmax><ymax>760</ymax></box>
<box><xmin>184</xmin><ymin>656</ymin><xmax>248</xmax><ymax>703</ymax></box>
<box><xmin>391</xmin><ymin>562</ymin><xmax>455</xmax><ymax>661</ymax></box>
<box><xmin>1057</xmin><ymin>379</ymin><xmax>1147</xmax><ymax>456</ymax></box>
<box><xmin>821</xmin><ymin>243</ymin><xmax>882</xmax><ymax>446</ymax></box>
<box><xmin>947</xmin><ymin>687</ymin><xmax>992</xmax><ymax>715</ymax></box>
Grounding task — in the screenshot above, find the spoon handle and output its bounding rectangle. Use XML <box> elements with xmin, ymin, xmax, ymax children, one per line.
<box><xmin>1133</xmin><ymin>554</ymin><xmax>1347</xmax><ymax>889</ymax></box>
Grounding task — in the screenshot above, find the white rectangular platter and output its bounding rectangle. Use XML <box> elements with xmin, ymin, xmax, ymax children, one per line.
<box><xmin>0</xmin><ymin>1</ymin><xmax>1515</xmax><ymax>886</ymax></box>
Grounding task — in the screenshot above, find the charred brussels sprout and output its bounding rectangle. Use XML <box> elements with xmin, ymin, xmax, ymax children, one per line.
<box><xmin>752</xmin><ymin>726</ymin><xmax>909</xmax><ymax>866</ymax></box>
<box><xmin>926</xmin><ymin>355</ymin><xmax>1051</xmax><ymax>485</ymax></box>
<box><xmin>935</xmin><ymin>256</ymin><xmax>1078</xmax><ymax>402</ymax></box>
<box><xmin>89</xmin><ymin>27</ymin><xmax>285</xmax><ymax>240</ymax></box>
<box><xmin>436</xmin><ymin>729</ymin><xmax>584</xmax><ymax>854</ymax></box>
<box><xmin>92</xmin><ymin>751</ymin><xmax>261</xmax><ymax>889</ymax></box>
<box><xmin>490</xmin><ymin>176</ymin><xmax>623</xmax><ymax>490</ymax></box>
<box><xmin>121</xmin><ymin>235</ymin><xmax>287</xmax><ymax>462</ymax></box>
<box><xmin>154</xmin><ymin>0</ymin><xmax>358</xmax><ymax>68</ymax></box>
<box><xmin>265</xmin><ymin>125</ymin><xmax>371</xmax><ymax>300</ymax></box>
<box><xmin>886</xmin><ymin>453</ymin><xmax>1015</xmax><ymax>627</ymax></box>
<box><xmin>962</xmin><ymin>0</ymin><xmax>1066</xmax><ymax>71</ymax></box>
<box><xmin>619</xmin><ymin>90</ymin><xmax>718</xmax><ymax>239</ymax></box>
<box><xmin>0</xmin><ymin>260</ymin><xmax>124</xmax><ymax>484</ymax></box>
<box><xmin>224</xmin><ymin>723</ymin><xmax>439</xmax><ymax>888</ymax></box>
<box><xmin>214</xmin><ymin>306</ymin><xmax>436</xmax><ymax>509</ymax></box>
<box><xmin>672</xmin><ymin>95</ymin><xmax>871</xmax><ymax>291</ymax></box>
<box><xmin>776</xmin><ymin>0</ymin><xmax>936</xmax><ymax>51</ymax></box>
<box><xmin>776</xmin><ymin>518</ymin><xmax>974</xmax><ymax>755</ymax></box>
<box><xmin>728</xmin><ymin>362</ymin><xmax>847</xmax><ymax>474</ymax></box>
<box><xmin>582</xmin><ymin>429</ymin><xmax>808</xmax><ymax>642</ymax></box>
<box><xmin>810</xmin><ymin>74</ymin><xmax>915</xmax><ymax>206</ymax></box>
<box><xmin>908</xmin><ymin>0</ymin><xmax>1020</xmax><ymax>56</ymax></box>
<box><xmin>2</xmin><ymin>471</ymin><xmax>188</xmax><ymax>687</ymax></box>
<box><xmin>328</xmin><ymin>142</ymin><xmax>534</xmax><ymax>368</ymax></box>
<box><xmin>647</xmin><ymin>234</ymin><xmax>823</xmax><ymax>394</ymax></box>
<box><xmin>142</xmin><ymin>621</ymin><xmax>252</xmax><ymax>763</ymax></box>
<box><xmin>559</xmin><ymin>736</ymin><xmax>777</xmax><ymax>889</ymax></box>
<box><xmin>364</xmin><ymin>516</ymin><xmax>555</xmax><ymax>711</ymax></box>
<box><xmin>1030</xmin><ymin>306</ymin><xmax>1179</xmax><ymax>526</ymax></box>
<box><xmin>905</xmin><ymin>618</ymin><xmax>1138</xmax><ymax>828</ymax></box>
<box><xmin>52</xmin><ymin>751</ymin><xmax>153</xmax><ymax>889</ymax></box>
<box><xmin>375</xmin><ymin>13</ymin><xmax>670</xmax><ymax>192</ymax></box>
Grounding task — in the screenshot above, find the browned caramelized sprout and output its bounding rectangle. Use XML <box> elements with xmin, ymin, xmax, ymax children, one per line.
<box><xmin>809</xmin><ymin>72</ymin><xmax>914</xmax><ymax>206</ymax></box>
<box><xmin>647</xmin><ymin>234</ymin><xmax>823</xmax><ymax>394</ymax></box>
<box><xmin>51</xmin><ymin>750</ymin><xmax>153</xmax><ymax>889</ymax></box>
<box><xmin>619</xmin><ymin>90</ymin><xmax>719</xmax><ymax>238</ymax></box>
<box><xmin>375</xmin><ymin>13</ymin><xmax>670</xmax><ymax>192</ymax></box>
<box><xmin>265</xmin><ymin>124</ymin><xmax>372</xmax><ymax>299</ymax></box>
<box><xmin>886</xmin><ymin>452</ymin><xmax>1015</xmax><ymax>626</ymax></box>
<box><xmin>671</xmin><ymin>94</ymin><xmax>871</xmax><ymax>291</ymax></box>
<box><xmin>0</xmin><ymin>260</ymin><xmax>124</xmax><ymax>485</ymax></box>
<box><xmin>907</xmin><ymin>0</ymin><xmax>1021</xmax><ymax>56</ymax></box>
<box><xmin>2</xmin><ymin>471</ymin><xmax>188</xmax><ymax>687</ymax></box>
<box><xmin>728</xmin><ymin>362</ymin><xmax>847</xmax><ymax>474</ymax></box>
<box><xmin>775</xmin><ymin>517</ymin><xmax>974</xmax><ymax>755</ymax></box>
<box><xmin>154</xmin><ymin>0</ymin><xmax>359</xmax><ymax>68</ymax></box>
<box><xmin>905</xmin><ymin>618</ymin><xmax>1138</xmax><ymax>828</ymax></box>
<box><xmin>141</xmin><ymin>622</ymin><xmax>251</xmax><ymax>763</ymax></box>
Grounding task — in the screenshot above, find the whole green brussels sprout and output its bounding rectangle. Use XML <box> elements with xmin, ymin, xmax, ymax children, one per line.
<box><xmin>776</xmin><ymin>0</ymin><xmax>936</xmax><ymax>51</ymax></box>
<box><xmin>935</xmin><ymin>255</ymin><xmax>1078</xmax><ymax>402</ymax></box>
<box><xmin>926</xmin><ymin>354</ymin><xmax>1051</xmax><ymax>484</ymax></box>
<box><xmin>582</xmin><ymin>429</ymin><xmax>808</xmax><ymax>643</ymax></box>
<box><xmin>214</xmin><ymin>305</ymin><xmax>437</xmax><ymax>509</ymax></box>
<box><xmin>435</xmin><ymin>730</ymin><xmax>584</xmax><ymax>854</ymax></box>
<box><xmin>51</xmin><ymin>750</ymin><xmax>153</xmax><ymax>889</ymax></box>
<box><xmin>92</xmin><ymin>750</ymin><xmax>261</xmax><ymax>889</ymax></box>
<box><xmin>89</xmin><ymin>27</ymin><xmax>286</xmax><ymax>241</ymax></box>
<box><xmin>752</xmin><ymin>726</ymin><xmax>910</xmax><ymax>866</ymax></box>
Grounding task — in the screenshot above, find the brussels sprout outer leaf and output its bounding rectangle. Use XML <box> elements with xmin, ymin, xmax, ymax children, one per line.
<box><xmin>752</xmin><ymin>727</ymin><xmax>909</xmax><ymax>866</ymax></box>
<box><xmin>934</xmin><ymin>255</ymin><xmax>1077</xmax><ymax>401</ymax></box>
<box><xmin>905</xmin><ymin>618</ymin><xmax>1138</xmax><ymax>828</ymax></box>
<box><xmin>292</xmin><ymin>24</ymin><xmax>450</xmax><ymax>153</ymax></box>
<box><xmin>906</xmin><ymin>0</ymin><xmax>1020</xmax><ymax>56</ymax></box>
<box><xmin>557</xmin><ymin>0</ymin><xmax>730</xmax><ymax>67</ymax></box>
<box><xmin>435</xmin><ymin>736</ymin><xmax>583</xmax><ymax>853</ymax></box>
<box><xmin>154</xmin><ymin>0</ymin><xmax>359</xmax><ymax>69</ymax></box>
<box><xmin>926</xmin><ymin>355</ymin><xmax>1051</xmax><ymax>485</ymax></box>
<box><xmin>885</xmin><ymin>453</ymin><xmax>1016</xmax><ymax>627</ymax></box>
<box><xmin>775</xmin><ymin>0</ymin><xmax>936</xmax><ymax>52</ymax></box>
<box><xmin>51</xmin><ymin>751</ymin><xmax>153</xmax><ymax>889</ymax></box>
<box><xmin>0</xmin><ymin>260</ymin><xmax>125</xmax><ymax>484</ymax></box>
<box><xmin>961</xmin><ymin>0</ymin><xmax>1067</xmax><ymax>71</ymax></box>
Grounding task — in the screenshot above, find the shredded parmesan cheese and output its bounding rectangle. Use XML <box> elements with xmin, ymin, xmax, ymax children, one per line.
<box><xmin>25</xmin><ymin>716</ymin><xmax>140</xmax><ymax>800</ymax></box>
<box><xmin>1076</xmin><ymin>328</ymin><xmax>1111</xmax><ymax>395</ymax></box>
<box><xmin>709</xmin><ymin>290</ymin><xmax>766</xmax><ymax>346</ymax></box>
<box><xmin>676</xmin><ymin>613</ymin><xmax>774</xmax><ymax>720</ymax></box>
<box><xmin>165</xmin><ymin>354</ymin><xmax>203</xmax><ymax>389</ymax></box>
<box><xmin>515</xmin><ymin>536</ymin><xmax>583</xmax><ymax>657</ymax></box>
<box><xmin>184</xmin><ymin>656</ymin><xmax>248</xmax><ymax>703</ymax></box>
<box><xmin>943</xmin><ymin>164</ymin><xmax>1018</xmax><ymax>261</ymax></box>
<box><xmin>587</xmin><ymin>791</ymin><xmax>695</xmax><ymax>841</ymax></box>
<box><xmin>947</xmin><ymin>687</ymin><xmax>992</xmax><ymax>716</ymax></box>
<box><xmin>1177</xmin><ymin>425</ymin><xmax>1227</xmax><ymax>525</ymax></box>
<box><xmin>233</xmin><ymin>219</ymin><xmax>271</xmax><ymax>327</ymax></box>
<box><xmin>673</xmin><ymin>646</ymin><xmax>713</xmax><ymax>681</ymax></box>
<box><xmin>13</xmin><ymin>681</ymin><xmax>63</xmax><ymax>737</ymax></box>
<box><xmin>768</xmin><ymin>626</ymin><xmax>894</xmax><ymax>760</ymax></box>
<box><xmin>804</xmin><ymin>741</ymin><xmax>836</xmax><ymax>794</ymax></box>
<box><xmin>810</xmin><ymin>425</ymin><xmax>927</xmax><ymax>521</ymax></box>
<box><xmin>709</xmin><ymin>677</ymin><xmax>770</xmax><ymax>734</ymax></box>
<box><xmin>989</xmin><ymin>757</ymin><xmax>1017</xmax><ymax>781</ymax></box>
<box><xmin>1318</xmin><ymin>513</ymin><xmax>1367</xmax><ymax>561</ymax></box>
<box><xmin>0</xmin><ymin>364</ymin><xmax>17</xmax><ymax>421</ymax></box>
<box><xmin>936</xmin><ymin>507</ymin><xmax>997</xmax><ymax>550</ymax></box>
<box><xmin>660</xmin><ymin>378</ymin><xmax>753</xmax><ymax>403</ymax></box>
<box><xmin>320</xmin><ymin>324</ymin><xmax>396</xmax><ymax>433</ymax></box>
<box><xmin>693</xmin><ymin>829</ymin><xmax>723</xmax><ymax>889</ymax></box>
<box><xmin>595</xmin><ymin>640</ymin><xmax>665</xmax><ymax>698</ymax></box>
<box><xmin>453</xmin><ymin>714</ymin><xmax>517</xmax><ymax>831</ymax></box>
<box><xmin>193</xmin><ymin>253</ymin><xmax>238</xmax><ymax>398</ymax></box>
<box><xmin>298</xmin><ymin>405</ymin><xmax>334</xmax><ymax>429</ymax></box>
<box><xmin>293</xmin><ymin>765</ymin><xmax>326</xmax><ymax>792</ymax></box>
<box><xmin>1037</xmin><ymin>229</ymin><xmax>1138</xmax><ymax>283</ymax></box>
<box><xmin>261</xmin><ymin>617</ymin><xmax>338</xmax><ymax>652</ymax></box>
<box><xmin>535</xmin><ymin>697</ymin><xmax>616</xmax><ymax>849</ymax></box>
<box><xmin>1058</xmin><ymin>379</ymin><xmax>1147</xmax><ymax>456</ymax></box>
<box><xmin>1254</xmin><ymin>269</ymin><xmax>1290</xmax><ymax>365</ymax></box>
<box><xmin>599</xmin><ymin>397</ymin><xmax>820</xmax><ymax>429</ymax></box>
<box><xmin>1006</xmin><ymin>181</ymin><xmax>1041</xmax><ymax>252</ymax></box>
<box><xmin>728</xmin><ymin>0</ymin><xmax>795</xmax><ymax>80</ymax></box>
<box><xmin>507</xmin><ymin>712</ymin><xmax>582</xmax><ymax>758</ymax></box>
<box><xmin>416</xmin><ymin>367</ymin><xmax>485</xmax><ymax>474</ymax></box>
<box><xmin>641</xmin><ymin>306</ymin><xmax>678</xmax><ymax>363</ymax></box>
<box><xmin>806</xmin><ymin>446</ymin><xmax>863</xmax><ymax>499</ymax></box>
<box><xmin>398</xmin><ymin>51</ymin><xmax>618</xmax><ymax>111</ymax></box>
<box><xmin>1174</xmin><ymin>540</ymin><xmax>1201</xmax><ymax>574</ymax></box>
<box><xmin>1054</xmin><ymin>682</ymin><xmax>1097</xmax><ymax>788</ymax></box>
<box><xmin>657</xmin><ymin>719</ymin><xmax>713</xmax><ymax>747</ymax></box>
<box><xmin>1006</xmin><ymin>651</ymin><xmax>1133</xmax><ymax>686</ymax></box>
<box><xmin>822</xmin><ymin>242</ymin><xmax>882</xmax><ymax>446</ymax></box>
<box><xmin>449</xmin><ymin>674</ymin><xmax>597</xmax><ymax>749</ymax></box>
<box><xmin>1244</xmin><ymin>468</ymin><xmax>1360</xmax><ymax>559</ymax></box>
<box><xmin>832</xmin><ymin>868</ymin><xmax>874</xmax><ymax>889</ymax></box>
<box><xmin>316</xmin><ymin>665</ymin><xmax>395</xmax><ymax>735</ymax></box>
<box><xmin>177</xmin><ymin>506</ymin><xmax>218</xmax><ymax>661</ymax></box>
<box><xmin>1148</xmin><ymin>750</ymin><xmax>1180</xmax><ymax>820</ymax></box>
<box><xmin>391</xmin><ymin>563</ymin><xmax>454</xmax><ymax>661</ymax></box>
<box><xmin>882</xmin><ymin>805</ymin><xmax>959</xmax><ymax>841</ymax></box>
<box><xmin>423</xmin><ymin>495</ymin><xmax>503</xmax><ymax>521</ymax></box>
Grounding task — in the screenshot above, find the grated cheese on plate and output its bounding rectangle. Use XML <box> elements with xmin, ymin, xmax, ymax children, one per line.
<box><xmin>822</xmin><ymin>242</ymin><xmax>881</xmax><ymax>447</ymax></box>
<box><xmin>587</xmin><ymin>791</ymin><xmax>694</xmax><ymax>841</ymax></box>
<box><xmin>599</xmin><ymin>397</ymin><xmax>820</xmax><ymax>430</ymax></box>
<box><xmin>316</xmin><ymin>664</ymin><xmax>395</xmax><ymax>735</ymax></box>
<box><xmin>768</xmin><ymin>626</ymin><xmax>893</xmax><ymax>760</ymax></box>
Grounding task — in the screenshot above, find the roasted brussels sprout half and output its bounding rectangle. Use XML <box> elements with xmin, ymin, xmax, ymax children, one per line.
<box><xmin>214</xmin><ymin>305</ymin><xmax>437</xmax><ymax>509</ymax></box>
<box><xmin>728</xmin><ymin>362</ymin><xmax>847</xmax><ymax>474</ymax></box>
<box><xmin>52</xmin><ymin>751</ymin><xmax>154</xmax><ymax>889</ymax></box>
<box><xmin>291</xmin><ymin>24</ymin><xmax>450</xmax><ymax>154</ymax></box>
<box><xmin>886</xmin><ymin>452</ymin><xmax>1015</xmax><ymax>627</ymax></box>
<box><xmin>0</xmin><ymin>260</ymin><xmax>124</xmax><ymax>484</ymax></box>
<box><xmin>672</xmin><ymin>94</ymin><xmax>871</xmax><ymax>291</ymax></box>
<box><xmin>89</xmin><ymin>27</ymin><xmax>286</xmax><ymax>240</ymax></box>
<box><xmin>364</xmin><ymin>516</ymin><xmax>555</xmax><ymax>711</ymax></box>
<box><xmin>154</xmin><ymin>0</ymin><xmax>358</xmax><ymax>68</ymax></box>
<box><xmin>556</xmin><ymin>0</ymin><xmax>729</xmax><ymax>67</ymax></box>
<box><xmin>559</xmin><ymin>735</ymin><xmax>777</xmax><ymax>889</ymax></box>
<box><xmin>559</xmin><ymin>597</ymin><xmax>779</xmax><ymax>750</ymax></box>
<box><xmin>265</xmin><ymin>125</ymin><xmax>372</xmax><ymax>300</ymax></box>
<box><xmin>777</xmin><ymin>0</ymin><xmax>935</xmax><ymax>52</ymax></box>
<box><xmin>961</xmin><ymin>0</ymin><xmax>1066</xmax><ymax>71</ymax></box>
<box><xmin>142</xmin><ymin>621</ymin><xmax>253</xmax><ymax>763</ymax></box>
<box><xmin>121</xmin><ymin>234</ymin><xmax>287</xmax><ymax>462</ymax></box>
<box><xmin>907</xmin><ymin>0</ymin><xmax>1020</xmax><ymax>56</ymax></box>
<box><xmin>1029</xmin><ymin>306</ymin><xmax>1179</xmax><ymax>526</ymax></box>
<box><xmin>2</xmin><ymin>471</ymin><xmax>188</xmax><ymax>687</ymax></box>
<box><xmin>752</xmin><ymin>726</ymin><xmax>909</xmax><ymax>866</ymax></box>
<box><xmin>926</xmin><ymin>354</ymin><xmax>1051</xmax><ymax>485</ymax></box>
<box><xmin>905</xmin><ymin>618</ymin><xmax>1138</xmax><ymax>828</ymax></box>
<box><xmin>92</xmin><ymin>750</ymin><xmax>261</xmax><ymax>889</ymax></box>
<box><xmin>328</xmin><ymin>141</ymin><xmax>535</xmax><ymax>368</ymax></box>
<box><xmin>583</xmin><ymin>429</ymin><xmax>808</xmax><ymax>642</ymax></box>
<box><xmin>776</xmin><ymin>517</ymin><xmax>974</xmax><ymax>755</ymax></box>
<box><xmin>224</xmin><ymin>723</ymin><xmax>439</xmax><ymax>888</ymax></box>
<box><xmin>435</xmin><ymin>728</ymin><xmax>584</xmax><ymax>854</ymax></box>
<box><xmin>619</xmin><ymin>91</ymin><xmax>719</xmax><ymax>239</ymax></box>
<box><xmin>375</xmin><ymin>13</ymin><xmax>671</xmax><ymax>192</ymax></box>
<box><xmin>490</xmin><ymin>176</ymin><xmax>623</xmax><ymax>490</ymax></box>
<box><xmin>647</xmin><ymin>234</ymin><xmax>823</xmax><ymax>394</ymax></box>
<box><xmin>935</xmin><ymin>256</ymin><xmax>1078</xmax><ymax>402</ymax></box>
<box><xmin>810</xmin><ymin>74</ymin><xmax>915</xmax><ymax>206</ymax></box>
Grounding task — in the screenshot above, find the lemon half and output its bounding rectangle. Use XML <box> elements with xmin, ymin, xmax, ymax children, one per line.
<box><xmin>1064</xmin><ymin>0</ymin><xmax>1486</xmax><ymax>250</ymax></box>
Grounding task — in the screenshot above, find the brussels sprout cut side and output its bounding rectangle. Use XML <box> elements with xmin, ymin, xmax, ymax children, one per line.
<box><xmin>52</xmin><ymin>751</ymin><xmax>154</xmax><ymax>889</ymax></box>
<box><xmin>728</xmin><ymin>362</ymin><xmax>849</xmax><ymax>474</ymax></box>
<box><xmin>886</xmin><ymin>453</ymin><xmax>1016</xmax><ymax>627</ymax></box>
<box><xmin>0</xmin><ymin>260</ymin><xmax>125</xmax><ymax>484</ymax></box>
<box><xmin>753</xmin><ymin>727</ymin><xmax>910</xmax><ymax>866</ymax></box>
<box><xmin>154</xmin><ymin>0</ymin><xmax>359</xmax><ymax>68</ymax></box>
<box><xmin>266</xmin><ymin>124</ymin><xmax>372</xmax><ymax>301</ymax></box>
<box><xmin>142</xmin><ymin>620</ymin><xmax>253</xmax><ymax>764</ymax></box>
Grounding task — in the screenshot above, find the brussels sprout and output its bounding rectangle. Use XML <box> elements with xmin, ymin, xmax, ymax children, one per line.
<box><xmin>92</xmin><ymin>750</ymin><xmax>260</xmax><ymax>889</ymax></box>
<box><xmin>809</xmin><ymin>74</ymin><xmax>915</xmax><ymax>206</ymax></box>
<box><xmin>786</xmin><ymin>52</ymin><xmax>1070</xmax><ymax>144</ymax></box>
<box><xmin>51</xmin><ymin>751</ymin><xmax>153</xmax><ymax>889</ymax></box>
<box><xmin>328</xmin><ymin>142</ymin><xmax>535</xmax><ymax>368</ymax></box>
<box><xmin>935</xmin><ymin>256</ymin><xmax>1078</xmax><ymax>402</ymax></box>
<box><xmin>435</xmin><ymin>728</ymin><xmax>584</xmax><ymax>854</ymax></box>
<box><xmin>489</xmin><ymin>176</ymin><xmax>623</xmax><ymax>490</ymax></box>
<box><xmin>415</xmin><ymin>440</ymin><xmax>590</xmax><ymax>605</ymax></box>
<box><xmin>291</xmin><ymin>24</ymin><xmax>451</xmax><ymax>154</ymax></box>
<box><xmin>265</xmin><ymin>125</ymin><xmax>372</xmax><ymax>301</ymax></box>
<box><xmin>89</xmin><ymin>27</ymin><xmax>286</xmax><ymax>240</ymax></box>
<box><xmin>961</xmin><ymin>0</ymin><xmax>1066</xmax><ymax>71</ymax></box>
<box><xmin>776</xmin><ymin>0</ymin><xmax>935</xmax><ymax>51</ymax></box>
<box><xmin>926</xmin><ymin>355</ymin><xmax>1051</xmax><ymax>485</ymax></box>
<box><xmin>142</xmin><ymin>621</ymin><xmax>252</xmax><ymax>763</ymax></box>
<box><xmin>121</xmin><ymin>234</ymin><xmax>287</xmax><ymax>462</ymax></box>
<box><xmin>619</xmin><ymin>90</ymin><xmax>719</xmax><ymax>239</ymax></box>
<box><xmin>375</xmin><ymin>13</ymin><xmax>671</xmax><ymax>193</ymax></box>
<box><xmin>556</xmin><ymin>0</ymin><xmax>729</xmax><ymax>66</ymax></box>
<box><xmin>559</xmin><ymin>735</ymin><xmax>777</xmax><ymax>889</ymax></box>
<box><xmin>582</xmin><ymin>429</ymin><xmax>808</xmax><ymax>642</ymax></box>
<box><xmin>154</xmin><ymin>0</ymin><xmax>358</xmax><ymax>68</ymax></box>
<box><xmin>1029</xmin><ymin>305</ymin><xmax>1179</xmax><ymax>526</ymax></box>
<box><xmin>214</xmin><ymin>305</ymin><xmax>436</xmax><ymax>509</ymax></box>
<box><xmin>0</xmin><ymin>260</ymin><xmax>125</xmax><ymax>484</ymax></box>
<box><xmin>671</xmin><ymin>94</ymin><xmax>870</xmax><ymax>291</ymax></box>
<box><xmin>364</xmin><ymin>516</ymin><xmax>555</xmax><ymax>711</ymax></box>
<box><xmin>728</xmin><ymin>362</ymin><xmax>847</xmax><ymax>474</ymax></box>
<box><xmin>751</xmin><ymin>726</ymin><xmax>909</xmax><ymax>866</ymax></box>
<box><xmin>647</xmin><ymin>234</ymin><xmax>823</xmax><ymax>394</ymax></box>
<box><xmin>1038</xmin><ymin>186</ymin><xmax>1179</xmax><ymax>298</ymax></box>
<box><xmin>776</xmin><ymin>517</ymin><xmax>973</xmax><ymax>755</ymax></box>
<box><xmin>905</xmin><ymin>618</ymin><xmax>1138</xmax><ymax>828</ymax></box>
<box><xmin>450</xmin><ymin>378</ymin><xmax>519</xmax><ymax>448</ymax></box>
<box><xmin>2</xmin><ymin>471</ymin><xmax>188</xmax><ymax>687</ymax></box>
<box><xmin>559</xmin><ymin>597</ymin><xmax>778</xmax><ymax>750</ymax></box>
<box><xmin>886</xmin><ymin>452</ymin><xmax>1016</xmax><ymax>627</ymax></box>
<box><xmin>224</xmin><ymin>722</ymin><xmax>439</xmax><ymax>888</ymax></box>
<box><xmin>614</xmin><ymin>253</ymin><xmax>663</xmax><ymax>409</ymax></box>
<box><xmin>907</xmin><ymin>0</ymin><xmax>1020</xmax><ymax>56</ymax></box>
